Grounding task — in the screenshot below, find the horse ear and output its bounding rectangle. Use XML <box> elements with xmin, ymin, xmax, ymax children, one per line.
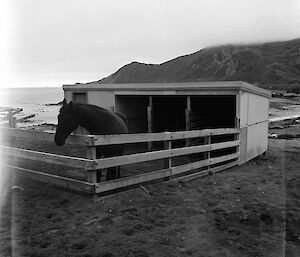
<box><xmin>63</xmin><ymin>99</ymin><xmax>67</xmax><ymax>106</ymax></box>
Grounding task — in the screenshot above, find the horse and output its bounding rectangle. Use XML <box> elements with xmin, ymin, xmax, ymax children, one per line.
<box><xmin>55</xmin><ymin>99</ymin><xmax>128</xmax><ymax>181</ymax></box>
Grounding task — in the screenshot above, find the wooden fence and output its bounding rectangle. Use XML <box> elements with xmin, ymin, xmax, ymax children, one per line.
<box><xmin>0</xmin><ymin>126</ymin><xmax>240</xmax><ymax>195</ymax></box>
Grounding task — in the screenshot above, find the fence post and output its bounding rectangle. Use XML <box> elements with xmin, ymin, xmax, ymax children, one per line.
<box><xmin>8</xmin><ymin>111</ymin><xmax>17</xmax><ymax>128</ymax></box>
<box><xmin>234</xmin><ymin>116</ymin><xmax>240</xmax><ymax>162</ymax></box>
<box><xmin>164</xmin><ymin>133</ymin><xmax>172</xmax><ymax>178</ymax></box>
<box><xmin>86</xmin><ymin>146</ymin><xmax>98</xmax><ymax>183</ymax></box>
<box><xmin>8</xmin><ymin>111</ymin><xmax>17</xmax><ymax>145</ymax></box>
<box><xmin>147</xmin><ymin>96</ymin><xmax>153</xmax><ymax>151</ymax></box>
<box><xmin>204</xmin><ymin>133</ymin><xmax>211</xmax><ymax>169</ymax></box>
<box><xmin>234</xmin><ymin>131</ymin><xmax>240</xmax><ymax>156</ymax></box>
<box><xmin>185</xmin><ymin>96</ymin><xmax>191</xmax><ymax>147</ymax></box>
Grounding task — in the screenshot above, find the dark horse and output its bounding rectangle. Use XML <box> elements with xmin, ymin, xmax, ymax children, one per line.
<box><xmin>55</xmin><ymin>99</ymin><xmax>128</xmax><ymax>181</ymax></box>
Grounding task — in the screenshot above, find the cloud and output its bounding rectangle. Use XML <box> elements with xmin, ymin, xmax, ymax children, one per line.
<box><xmin>4</xmin><ymin>0</ymin><xmax>300</xmax><ymax>87</ymax></box>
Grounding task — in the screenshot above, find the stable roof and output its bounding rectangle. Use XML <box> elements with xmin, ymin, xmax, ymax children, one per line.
<box><xmin>63</xmin><ymin>81</ymin><xmax>271</xmax><ymax>98</ymax></box>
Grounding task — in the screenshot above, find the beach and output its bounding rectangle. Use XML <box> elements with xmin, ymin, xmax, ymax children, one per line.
<box><xmin>269</xmin><ymin>96</ymin><xmax>300</xmax><ymax>122</ymax></box>
<box><xmin>0</xmin><ymin>87</ymin><xmax>63</xmax><ymax>127</ymax></box>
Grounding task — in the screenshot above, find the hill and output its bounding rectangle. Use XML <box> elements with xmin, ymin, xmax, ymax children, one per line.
<box><xmin>96</xmin><ymin>38</ymin><xmax>300</xmax><ymax>86</ymax></box>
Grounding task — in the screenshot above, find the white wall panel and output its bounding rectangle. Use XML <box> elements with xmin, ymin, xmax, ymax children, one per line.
<box><xmin>240</xmin><ymin>92</ymin><xmax>249</xmax><ymax>128</ymax></box>
<box><xmin>87</xmin><ymin>91</ymin><xmax>115</xmax><ymax>110</ymax></box>
<box><xmin>246</xmin><ymin>121</ymin><xmax>268</xmax><ymax>161</ymax></box>
<box><xmin>248</xmin><ymin>94</ymin><xmax>269</xmax><ymax>125</ymax></box>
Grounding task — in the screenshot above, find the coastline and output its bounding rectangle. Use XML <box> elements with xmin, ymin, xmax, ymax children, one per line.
<box><xmin>269</xmin><ymin>96</ymin><xmax>300</xmax><ymax>121</ymax></box>
<box><xmin>0</xmin><ymin>87</ymin><xmax>63</xmax><ymax>128</ymax></box>
<box><xmin>0</xmin><ymin>103</ymin><xmax>62</xmax><ymax>129</ymax></box>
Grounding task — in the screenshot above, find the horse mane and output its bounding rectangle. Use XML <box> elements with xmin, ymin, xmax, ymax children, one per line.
<box><xmin>75</xmin><ymin>103</ymin><xmax>107</xmax><ymax>112</ymax></box>
<box><xmin>114</xmin><ymin>112</ymin><xmax>128</xmax><ymax>126</ymax></box>
<box><xmin>71</xmin><ymin>102</ymin><xmax>128</xmax><ymax>134</ymax></box>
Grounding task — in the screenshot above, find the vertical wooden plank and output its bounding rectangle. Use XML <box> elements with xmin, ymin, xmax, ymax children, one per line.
<box><xmin>235</xmin><ymin>92</ymin><xmax>240</xmax><ymax>128</ymax></box>
<box><xmin>7</xmin><ymin>111</ymin><xmax>17</xmax><ymax>185</ymax></box>
<box><xmin>147</xmin><ymin>96</ymin><xmax>153</xmax><ymax>151</ymax></box>
<box><xmin>234</xmin><ymin>118</ymin><xmax>240</xmax><ymax>158</ymax></box>
<box><xmin>185</xmin><ymin>96</ymin><xmax>191</xmax><ymax>147</ymax></box>
<box><xmin>164</xmin><ymin>139</ymin><xmax>172</xmax><ymax>169</ymax></box>
<box><xmin>8</xmin><ymin>111</ymin><xmax>17</xmax><ymax>128</ymax></box>
<box><xmin>239</xmin><ymin>127</ymin><xmax>247</xmax><ymax>164</ymax></box>
<box><xmin>148</xmin><ymin>96</ymin><xmax>153</xmax><ymax>132</ymax></box>
<box><xmin>204</xmin><ymin>135</ymin><xmax>211</xmax><ymax>169</ymax></box>
<box><xmin>86</xmin><ymin>146</ymin><xmax>97</xmax><ymax>183</ymax></box>
<box><xmin>185</xmin><ymin>109</ymin><xmax>190</xmax><ymax>130</ymax></box>
<box><xmin>233</xmin><ymin>130</ymin><xmax>240</xmax><ymax>158</ymax></box>
<box><xmin>235</xmin><ymin>93</ymin><xmax>241</xmax><ymax>163</ymax></box>
<box><xmin>186</xmin><ymin>96</ymin><xmax>191</xmax><ymax>128</ymax></box>
<box><xmin>8</xmin><ymin>111</ymin><xmax>17</xmax><ymax>145</ymax></box>
<box><xmin>186</xmin><ymin>96</ymin><xmax>191</xmax><ymax>112</ymax></box>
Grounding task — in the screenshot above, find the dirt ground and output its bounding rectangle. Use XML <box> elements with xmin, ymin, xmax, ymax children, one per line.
<box><xmin>0</xmin><ymin>120</ymin><xmax>300</xmax><ymax>257</ymax></box>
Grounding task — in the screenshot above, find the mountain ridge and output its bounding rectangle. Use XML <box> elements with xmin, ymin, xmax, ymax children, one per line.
<box><xmin>94</xmin><ymin>38</ymin><xmax>300</xmax><ymax>86</ymax></box>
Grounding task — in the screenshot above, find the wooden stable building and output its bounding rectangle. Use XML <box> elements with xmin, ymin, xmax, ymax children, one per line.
<box><xmin>63</xmin><ymin>81</ymin><xmax>271</xmax><ymax>164</ymax></box>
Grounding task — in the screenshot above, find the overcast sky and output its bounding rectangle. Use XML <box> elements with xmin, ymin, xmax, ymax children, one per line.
<box><xmin>1</xmin><ymin>0</ymin><xmax>300</xmax><ymax>88</ymax></box>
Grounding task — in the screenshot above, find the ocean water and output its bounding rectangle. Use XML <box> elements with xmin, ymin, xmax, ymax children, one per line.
<box><xmin>0</xmin><ymin>87</ymin><xmax>64</xmax><ymax>127</ymax></box>
<box><xmin>1</xmin><ymin>87</ymin><xmax>299</xmax><ymax>127</ymax></box>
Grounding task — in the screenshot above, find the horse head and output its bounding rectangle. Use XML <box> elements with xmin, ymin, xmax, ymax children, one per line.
<box><xmin>55</xmin><ymin>99</ymin><xmax>80</xmax><ymax>146</ymax></box>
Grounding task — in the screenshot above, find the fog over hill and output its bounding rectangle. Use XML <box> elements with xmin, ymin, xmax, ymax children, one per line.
<box><xmin>94</xmin><ymin>38</ymin><xmax>300</xmax><ymax>86</ymax></box>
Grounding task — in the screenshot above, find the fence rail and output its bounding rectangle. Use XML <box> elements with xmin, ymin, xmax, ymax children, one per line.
<box><xmin>5</xmin><ymin>165</ymin><xmax>96</xmax><ymax>194</ymax></box>
<box><xmin>1</xmin><ymin>125</ymin><xmax>240</xmax><ymax>195</ymax></box>
<box><xmin>1</xmin><ymin>127</ymin><xmax>95</xmax><ymax>146</ymax></box>
<box><xmin>0</xmin><ymin>145</ymin><xmax>96</xmax><ymax>170</ymax></box>
<box><xmin>93</xmin><ymin>139</ymin><xmax>239</xmax><ymax>169</ymax></box>
<box><xmin>94</xmin><ymin>154</ymin><xmax>240</xmax><ymax>194</ymax></box>
<box><xmin>92</xmin><ymin>128</ymin><xmax>238</xmax><ymax>145</ymax></box>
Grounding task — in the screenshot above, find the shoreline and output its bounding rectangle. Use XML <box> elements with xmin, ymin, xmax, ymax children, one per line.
<box><xmin>0</xmin><ymin>103</ymin><xmax>62</xmax><ymax>128</ymax></box>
